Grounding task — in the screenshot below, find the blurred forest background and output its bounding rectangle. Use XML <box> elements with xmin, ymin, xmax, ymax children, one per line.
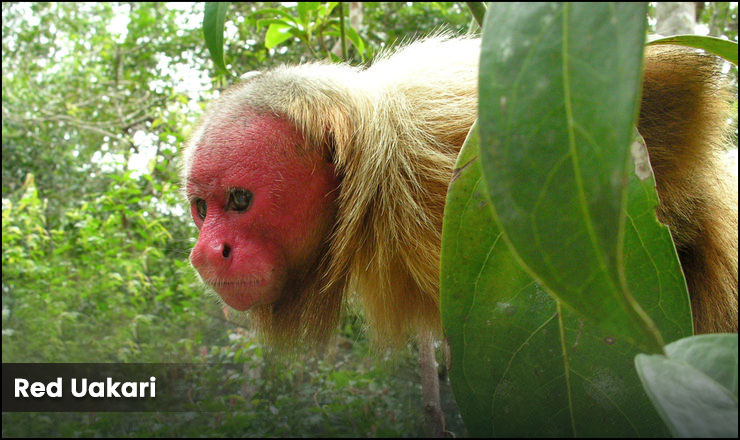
<box><xmin>2</xmin><ymin>2</ymin><xmax>738</xmax><ymax>437</ymax></box>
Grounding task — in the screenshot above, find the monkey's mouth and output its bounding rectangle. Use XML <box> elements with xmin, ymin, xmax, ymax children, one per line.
<box><xmin>207</xmin><ymin>278</ymin><xmax>279</xmax><ymax>311</ymax></box>
<box><xmin>212</xmin><ymin>279</ymin><xmax>264</xmax><ymax>288</ymax></box>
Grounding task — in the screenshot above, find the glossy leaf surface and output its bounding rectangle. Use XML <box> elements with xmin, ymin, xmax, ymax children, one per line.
<box><xmin>478</xmin><ymin>2</ymin><xmax>677</xmax><ymax>352</ymax></box>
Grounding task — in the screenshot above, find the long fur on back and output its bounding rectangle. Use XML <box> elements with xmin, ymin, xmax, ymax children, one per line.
<box><xmin>639</xmin><ymin>45</ymin><xmax>738</xmax><ymax>333</ymax></box>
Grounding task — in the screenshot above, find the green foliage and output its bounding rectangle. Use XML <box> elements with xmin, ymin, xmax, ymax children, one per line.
<box><xmin>696</xmin><ymin>2</ymin><xmax>739</xmax><ymax>43</ymax></box>
<box><xmin>202</xmin><ymin>2</ymin><xmax>473</xmax><ymax>74</ymax></box>
<box><xmin>249</xmin><ymin>2</ymin><xmax>366</xmax><ymax>62</ymax></box>
<box><xmin>2</xmin><ymin>2</ymin><xmax>207</xmax><ymax>221</ymax></box>
<box><xmin>635</xmin><ymin>334</ymin><xmax>739</xmax><ymax>438</ymax></box>
<box><xmin>2</xmin><ymin>173</ymin><xmax>206</xmax><ymax>362</ymax></box>
<box><xmin>361</xmin><ymin>2</ymin><xmax>471</xmax><ymax>47</ymax></box>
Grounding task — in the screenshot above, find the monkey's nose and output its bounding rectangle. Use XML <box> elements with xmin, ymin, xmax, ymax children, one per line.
<box><xmin>207</xmin><ymin>239</ymin><xmax>231</xmax><ymax>260</ymax></box>
<box><xmin>194</xmin><ymin>239</ymin><xmax>233</xmax><ymax>267</ymax></box>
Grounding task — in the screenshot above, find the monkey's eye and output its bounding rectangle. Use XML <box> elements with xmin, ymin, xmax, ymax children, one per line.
<box><xmin>228</xmin><ymin>188</ymin><xmax>253</xmax><ymax>212</ymax></box>
<box><xmin>194</xmin><ymin>198</ymin><xmax>207</xmax><ymax>220</ymax></box>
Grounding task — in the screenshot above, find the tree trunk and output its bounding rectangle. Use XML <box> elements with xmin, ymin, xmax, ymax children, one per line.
<box><xmin>654</xmin><ymin>2</ymin><xmax>697</xmax><ymax>36</ymax></box>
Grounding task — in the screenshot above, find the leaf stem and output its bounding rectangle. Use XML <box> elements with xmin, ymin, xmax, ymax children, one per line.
<box><xmin>338</xmin><ymin>2</ymin><xmax>347</xmax><ymax>61</ymax></box>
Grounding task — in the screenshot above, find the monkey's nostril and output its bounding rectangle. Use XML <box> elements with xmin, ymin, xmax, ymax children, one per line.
<box><xmin>222</xmin><ymin>245</ymin><xmax>231</xmax><ymax>258</ymax></box>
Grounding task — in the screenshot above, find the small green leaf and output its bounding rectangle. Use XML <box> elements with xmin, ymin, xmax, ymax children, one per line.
<box><xmin>648</xmin><ymin>35</ymin><xmax>738</xmax><ymax>65</ymax></box>
<box><xmin>344</xmin><ymin>25</ymin><xmax>365</xmax><ymax>58</ymax></box>
<box><xmin>317</xmin><ymin>2</ymin><xmax>338</xmax><ymax>19</ymax></box>
<box><xmin>665</xmin><ymin>334</ymin><xmax>739</xmax><ymax>395</ymax></box>
<box><xmin>635</xmin><ymin>334</ymin><xmax>739</xmax><ymax>438</ymax></box>
<box><xmin>297</xmin><ymin>2</ymin><xmax>319</xmax><ymax>26</ymax></box>
<box><xmin>265</xmin><ymin>23</ymin><xmax>296</xmax><ymax>49</ymax></box>
<box><xmin>202</xmin><ymin>2</ymin><xmax>230</xmax><ymax>76</ymax></box>
<box><xmin>248</xmin><ymin>8</ymin><xmax>299</xmax><ymax>26</ymax></box>
<box><xmin>256</xmin><ymin>18</ymin><xmax>296</xmax><ymax>31</ymax></box>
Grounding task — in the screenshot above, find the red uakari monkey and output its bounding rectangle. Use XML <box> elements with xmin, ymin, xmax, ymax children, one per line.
<box><xmin>183</xmin><ymin>36</ymin><xmax>737</xmax><ymax>350</ymax></box>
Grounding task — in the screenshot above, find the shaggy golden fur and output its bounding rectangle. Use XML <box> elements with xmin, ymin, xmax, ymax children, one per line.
<box><xmin>639</xmin><ymin>45</ymin><xmax>738</xmax><ymax>333</ymax></box>
<box><xmin>183</xmin><ymin>37</ymin><xmax>737</xmax><ymax>349</ymax></box>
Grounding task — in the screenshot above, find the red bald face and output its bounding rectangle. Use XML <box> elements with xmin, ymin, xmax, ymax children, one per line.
<box><xmin>186</xmin><ymin>112</ymin><xmax>338</xmax><ymax>311</ymax></box>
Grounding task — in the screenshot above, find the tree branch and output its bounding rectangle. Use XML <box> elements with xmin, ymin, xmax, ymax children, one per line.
<box><xmin>418</xmin><ymin>330</ymin><xmax>446</xmax><ymax>438</ymax></box>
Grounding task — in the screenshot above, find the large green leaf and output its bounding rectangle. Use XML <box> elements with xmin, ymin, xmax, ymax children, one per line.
<box><xmin>635</xmin><ymin>334</ymin><xmax>738</xmax><ymax>438</ymax></box>
<box><xmin>478</xmin><ymin>2</ymin><xmax>679</xmax><ymax>352</ymax></box>
<box><xmin>442</xmin><ymin>123</ymin><xmax>693</xmax><ymax>436</ymax></box>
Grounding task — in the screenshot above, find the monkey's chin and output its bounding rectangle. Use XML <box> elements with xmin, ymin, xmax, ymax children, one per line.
<box><xmin>211</xmin><ymin>280</ymin><xmax>281</xmax><ymax>311</ymax></box>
